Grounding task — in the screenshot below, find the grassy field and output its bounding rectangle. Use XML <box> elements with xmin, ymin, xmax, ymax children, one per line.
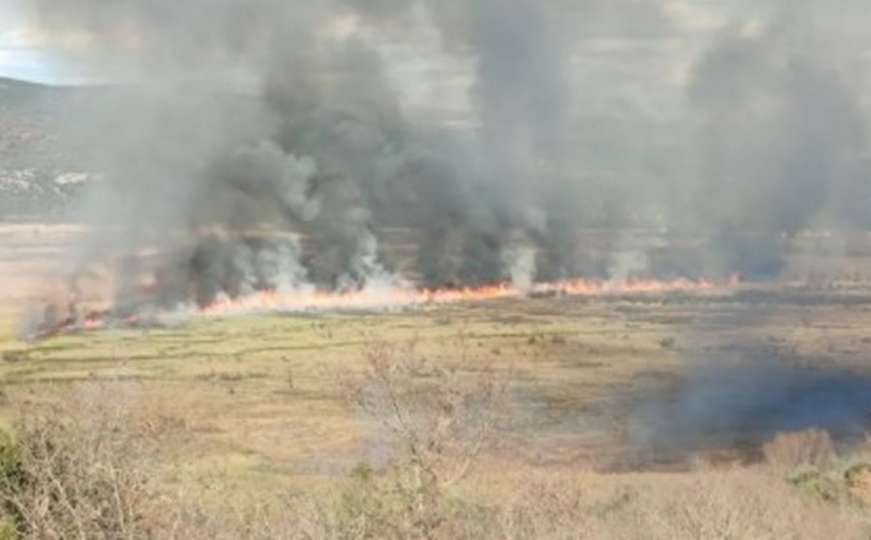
<box><xmin>6</xmin><ymin>225</ymin><xmax>871</xmax><ymax>538</ymax></box>
<box><xmin>0</xmin><ymin>296</ymin><xmax>671</xmax><ymax>489</ymax></box>
<box><xmin>5</xmin><ymin>280</ymin><xmax>871</xmax><ymax>494</ymax></box>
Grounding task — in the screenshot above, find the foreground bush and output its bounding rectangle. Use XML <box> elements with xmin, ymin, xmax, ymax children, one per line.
<box><xmin>0</xmin><ymin>384</ymin><xmax>167</xmax><ymax>540</ymax></box>
<box><xmin>763</xmin><ymin>429</ymin><xmax>837</xmax><ymax>471</ymax></box>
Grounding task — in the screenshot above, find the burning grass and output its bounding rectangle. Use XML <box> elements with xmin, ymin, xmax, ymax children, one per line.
<box><xmin>21</xmin><ymin>275</ymin><xmax>726</xmax><ymax>342</ymax></box>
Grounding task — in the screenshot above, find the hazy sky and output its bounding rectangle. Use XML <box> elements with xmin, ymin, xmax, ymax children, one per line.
<box><xmin>0</xmin><ymin>0</ymin><xmax>95</xmax><ymax>83</ymax></box>
<box><xmin>0</xmin><ymin>0</ymin><xmax>54</xmax><ymax>82</ymax></box>
<box><xmin>0</xmin><ymin>4</ymin><xmax>27</xmax><ymax>55</ymax></box>
<box><xmin>0</xmin><ymin>0</ymin><xmax>728</xmax><ymax>85</ymax></box>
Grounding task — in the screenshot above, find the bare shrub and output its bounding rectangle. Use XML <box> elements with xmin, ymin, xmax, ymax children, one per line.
<box><xmin>763</xmin><ymin>429</ymin><xmax>837</xmax><ymax>471</ymax></box>
<box><xmin>618</xmin><ymin>468</ymin><xmax>869</xmax><ymax>540</ymax></box>
<box><xmin>341</xmin><ymin>338</ymin><xmax>507</xmax><ymax>539</ymax></box>
<box><xmin>496</xmin><ymin>479</ymin><xmax>603</xmax><ymax>540</ymax></box>
<box><xmin>0</xmin><ymin>382</ymin><xmax>174</xmax><ymax>540</ymax></box>
<box><xmin>350</xmin><ymin>340</ymin><xmax>505</xmax><ymax>486</ymax></box>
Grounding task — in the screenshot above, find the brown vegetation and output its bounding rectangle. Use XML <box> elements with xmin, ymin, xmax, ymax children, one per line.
<box><xmin>763</xmin><ymin>429</ymin><xmax>837</xmax><ymax>471</ymax></box>
<box><xmin>1</xmin><ymin>347</ymin><xmax>871</xmax><ymax>538</ymax></box>
<box><xmin>0</xmin><ymin>384</ymin><xmax>168</xmax><ymax>539</ymax></box>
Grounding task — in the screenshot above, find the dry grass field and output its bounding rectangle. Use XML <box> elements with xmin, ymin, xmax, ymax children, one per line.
<box><xmin>4</xmin><ymin>224</ymin><xmax>871</xmax><ymax>537</ymax></box>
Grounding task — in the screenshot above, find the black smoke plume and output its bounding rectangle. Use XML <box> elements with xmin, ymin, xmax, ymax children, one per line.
<box><xmin>19</xmin><ymin>0</ymin><xmax>871</xmax><ymax>311</ymax></box>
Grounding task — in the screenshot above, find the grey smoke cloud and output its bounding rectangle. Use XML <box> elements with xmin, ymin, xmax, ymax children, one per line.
<box><xmin>20</xmin><ymin>0</ymin><xmax>871</xmax><ymax>312</ymax></box>
<box><xmin>681</xmin><ymin>3</ymin><xmax>869</xmax><ymax>277</ymax></box>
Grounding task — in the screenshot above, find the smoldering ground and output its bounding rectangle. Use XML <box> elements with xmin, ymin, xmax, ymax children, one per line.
<box><xmin>16</xmin><ymin>0</ymin><xmax>871</xmax><ymax>312</ymax></box>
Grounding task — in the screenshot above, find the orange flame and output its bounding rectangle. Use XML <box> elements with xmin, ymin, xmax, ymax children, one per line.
<box><xmin>200</xmin><ymin>277</ymin><xmax>725</xmax><ymax>317</ymax></box>
<box><xmin>32</xmin><ymin>276</ymin><xmax>735</xmax><ymax>340</ymax></box>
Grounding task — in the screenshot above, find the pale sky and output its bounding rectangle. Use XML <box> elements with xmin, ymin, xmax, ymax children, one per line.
<box><xmin>0</xmin><ymin>0</ymin><xmax>93</xmax><ymax>84</ymax></box>
<box><xmin>0</xmin><ymin>0</ymin><xmax>56</xmax><ymax>82</ymax></box>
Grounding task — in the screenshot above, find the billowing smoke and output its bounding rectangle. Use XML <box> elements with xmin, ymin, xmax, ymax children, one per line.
<box><xmin>19</xmin><ymin>0</ymin><xmax>871</xmax><ymax>315</ymax></box>
<box><xmin>680</xmin><ymin>1</ymin><xmax>870</xmax><ymax>278</ymax></box>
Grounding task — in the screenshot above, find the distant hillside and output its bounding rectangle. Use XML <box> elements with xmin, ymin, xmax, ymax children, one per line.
<box><xmin>0</xmin><ymin>77</ymin><xmax>61</xmax><ymax>161</ymax></box>
<box><xmin>0</xmin><ymin>78</ymin><xmax>269</xmax><ymax>221</ymax></box>
<box><xmin>0</xmin><ymin>78</ymin><xmax>98</xmax><ymax>219</ymax></box>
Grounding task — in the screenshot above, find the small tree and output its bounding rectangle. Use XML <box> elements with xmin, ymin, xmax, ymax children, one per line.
<box><xmin>344</xmin><ymin>338</ymin><xmax>506</xmax><ymax>539</ymax></box>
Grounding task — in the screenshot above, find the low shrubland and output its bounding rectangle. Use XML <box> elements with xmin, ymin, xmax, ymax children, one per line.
<box><xmin>1</xmin><ymin>345</ymin><xmax>871</xmax><ymax>539</ymax></box>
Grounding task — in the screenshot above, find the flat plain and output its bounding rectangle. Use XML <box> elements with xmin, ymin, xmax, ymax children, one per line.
<box><xmin>5</xmin><ymin>225</ymin><xmax>871</xmax><ymax>502</ymax></box>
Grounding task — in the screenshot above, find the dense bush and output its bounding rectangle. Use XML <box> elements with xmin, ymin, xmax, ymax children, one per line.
<box><xmin>0</xmin><ymin>384</ymin><xmax>165</xmax><ymax>540</ymax></box>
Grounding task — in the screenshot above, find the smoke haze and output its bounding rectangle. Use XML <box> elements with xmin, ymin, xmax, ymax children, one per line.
<box><xmin>630</xmin><ymin>353</ymin><xmax>871</xmax><ymax>456</ymax></box>
<box><xmin>18</xmin><ymin>0</ymin><xmax>871</xmax><ymax>308</ymax></box>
